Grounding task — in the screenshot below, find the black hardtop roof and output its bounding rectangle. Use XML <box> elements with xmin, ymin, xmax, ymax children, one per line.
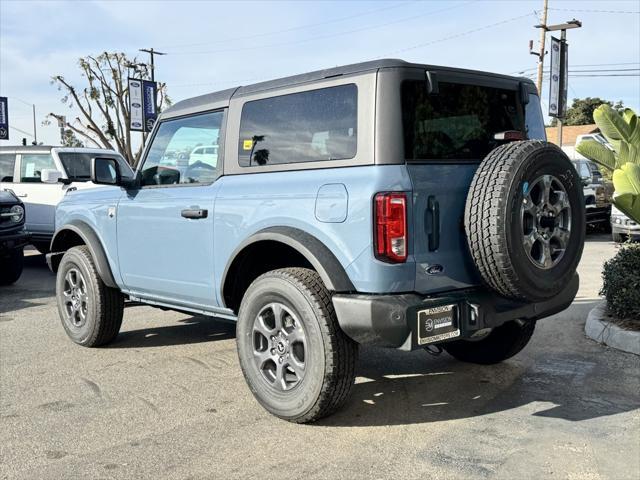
<box><xmin>163</xmin><ymin>59</ymin><xmax>534</xmax><ymax>118</ymax></box>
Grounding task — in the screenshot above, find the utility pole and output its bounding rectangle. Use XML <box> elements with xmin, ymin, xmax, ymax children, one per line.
<box><xmin>535</xmin><ymin>0</ymin><xmax>549</xmax><ymax>95</ymax></box>
<box><xmin>139</xmin><ymin>48</ymin><xmax>166</xmax><ymax>82</ymax></box>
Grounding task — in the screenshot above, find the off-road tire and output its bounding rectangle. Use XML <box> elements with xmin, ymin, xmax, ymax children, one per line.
<box><xmin>443</xmin><ymin>320</ymin><xmax>536</xmax><ymax>365</ymax></box>
<box><xmin>56</xmin><ymin>245</ymin><xmax>124</xmax><ymax>347</ymax></box>
<box><xmin>236</xmin><ymin>267</ymin><xmax>357</xmax><ymax>423</ymax></box>
<box><xmin>0</xmin><ymin>248</ymin><xmax>24</xmax><ymax>286</ymax></box>
<box><xmin>465</xmin><ymin>141</ymin><xmax>585</xmax><ymax>301</ymax></box>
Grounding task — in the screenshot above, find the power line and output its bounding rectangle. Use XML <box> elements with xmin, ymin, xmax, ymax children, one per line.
<box><xmin>160</xmin><ymin>0</ymin><xmax>419</xmax><ymax>50</ymax></box>
<box><xmin>379</xmin><ymin>11</ymin><xmax>536</xmax><ymax>57</ymax></box>
<box><xmin>547</xmin><ymin>7</ymin><xmax>640</xmax><ymax>14</ymax></box>
<box><xmin>9</xmin><ymin>125</ymin><xmax>34</xmax><ymax>138</ymax></box>
<box><xmin>510</xmin><ymin>62</ymin><xmax>640</xmax><ymax>74</ymax></box>
<box><xmin>166</xmin><ymin>1</ymin><xmax>474</xmax><ymax>56</ymax></box>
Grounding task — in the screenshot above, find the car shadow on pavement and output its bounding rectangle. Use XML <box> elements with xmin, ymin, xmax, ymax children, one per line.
<box><xmin>109</xmin><ymin>316</ymin><xmax>236</xmax><ymax>348</ymax></box>
<box><xmin>319</xmin><ymin>344</ymin><xmax>639</xmax><ymax>428</ymax></box>
<box><xmin>0</xmin><ymin>253</ymin><xmax>55</xmax><ymax>315</ymax></box>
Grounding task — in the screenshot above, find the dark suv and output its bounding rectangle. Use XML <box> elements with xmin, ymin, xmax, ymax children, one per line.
<box><xmin>1</xmin><ymin>189</ymin><xmax>29</xmax><ymax>285</ymax></box>
<box><xmin>48</xmin><ymin>59</ymin><xmax>585</xmax><ymax>422</ymax></box>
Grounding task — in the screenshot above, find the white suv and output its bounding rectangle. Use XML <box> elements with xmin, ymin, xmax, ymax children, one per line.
<box><xmin>0</xmin><ymin>146</ymin><xmax>132</xmax><ymax>253</ymax></box>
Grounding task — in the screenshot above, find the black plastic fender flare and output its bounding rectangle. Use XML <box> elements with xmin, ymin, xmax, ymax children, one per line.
<box><xmin>220</xmin><ymin>226</ymin><xmax>355</xmax><ymax>306</ymax></box>
<box><xmin>48</xmin><ymin>220</ymin><xmax>118</xmax><ymax>288</ymax></box>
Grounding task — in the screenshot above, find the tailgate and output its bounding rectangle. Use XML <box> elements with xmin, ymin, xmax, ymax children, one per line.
<box><xmin>408</xmin><ymin>163</ymin><xmax>481</xmax><ymax>294</ymax></box>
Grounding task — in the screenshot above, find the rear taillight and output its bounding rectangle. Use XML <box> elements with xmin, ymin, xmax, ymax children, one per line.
<box><xmin>374</xmin><ymin>192</ymin><xmax>407</xmax><ymax>263</ymax></box>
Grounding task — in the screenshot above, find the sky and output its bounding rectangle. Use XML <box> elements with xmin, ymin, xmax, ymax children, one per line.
<box><xmin>0</xmin><ymin>0</ymin><xmax>639</xmax><ymax>146</ymax></box>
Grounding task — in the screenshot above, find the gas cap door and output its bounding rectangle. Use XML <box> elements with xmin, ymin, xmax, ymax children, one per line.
<box><xmin>315</xmin><ymin>183</ymin><xmax>348</xmax><ymax>223</ymax></box>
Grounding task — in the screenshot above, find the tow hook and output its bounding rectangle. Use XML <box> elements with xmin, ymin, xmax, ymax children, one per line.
<box><xmin>424</xmin><ymin>344</ymin><xmax>443</xmax><ymax>356</ymax></box>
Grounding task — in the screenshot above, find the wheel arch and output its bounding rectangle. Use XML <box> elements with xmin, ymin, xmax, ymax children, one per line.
<box><xmin>221</xmin><ymin>227</ymin><xmax>355</xmax><ymax>312</ymax></box>
<box><xmin>48</xmin><ymin>221</ymin><xmax>118</xmax><ymax>288</ymax></box>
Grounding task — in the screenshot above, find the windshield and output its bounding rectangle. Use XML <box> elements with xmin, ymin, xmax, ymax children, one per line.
<box><xmin>402</xmin><ymin>80</ymin><xmax>534</xmax><ymax>161</ymax></box>
<box><xmin>58</xmin><ymin>152</ymin><xmax>133</xmax><ymax>181</ymax></box>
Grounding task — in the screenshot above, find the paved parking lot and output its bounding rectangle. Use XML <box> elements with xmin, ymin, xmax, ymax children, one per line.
<box><xmin>1</xmin><ymin>234</ymin><xmax>639</xmax><ymax>480</ymax></box>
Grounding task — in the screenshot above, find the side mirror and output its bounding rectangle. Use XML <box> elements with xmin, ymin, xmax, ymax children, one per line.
<box><xmin>91</xmin><ymin>157</ymin><xmax>121</xmax><ymax>186</ymax></box>
<box><xmin>41</xmin><ymin>169</ymin><xmax>64</xmax><ymax>184</ymax></box>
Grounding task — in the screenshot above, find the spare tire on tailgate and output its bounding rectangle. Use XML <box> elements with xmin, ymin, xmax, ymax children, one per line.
<box><xmin>465</xmin><ymin>140</ymin><xmax>585</xmax><ymax>302</ymax></box>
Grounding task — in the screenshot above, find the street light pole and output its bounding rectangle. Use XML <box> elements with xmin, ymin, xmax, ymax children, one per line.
<box><xmin>32</xmin><ymin>104</ymin><xmax>37</xmax><ymax>144</ymax></box>
<box><xmin>539</xmin><ymin>19</ymin><xmax>582</xmax><ymax>147</ymax></box>
<box><xmin>10</xmin><ymin>97</ymin><xmax>37</xmax><ymax>144</ymax></box>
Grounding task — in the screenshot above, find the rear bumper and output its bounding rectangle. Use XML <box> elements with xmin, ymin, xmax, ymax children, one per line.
<box><xmin>0</xmin><ymin>230</ymin><xmax>30</xmax><ymax>254</ymax></box>
<box><xmin>332</xmin><ymin>274</ymin><xmax>579</xmax><ymax>351</ymax></box>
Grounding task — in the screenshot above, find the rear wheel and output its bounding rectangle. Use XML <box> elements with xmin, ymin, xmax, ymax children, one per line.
<box><xmin>56</xmin><ymin>246</ymin><xmax>124</xmax><ymax>347</ymax></box>
<box><xmin>0</xmin><ymin>248</ymin><xmax>24</xmax><ymax>286</ymax></box>
<box><xmin>443</xmin><ymin>320</ymin><xmax>536</xmax><ymax>365</ymax></box>
<box><xmin>236</xmin><ymin>268</ymin><xmax>357</xmax><ymax>423</ymax></box>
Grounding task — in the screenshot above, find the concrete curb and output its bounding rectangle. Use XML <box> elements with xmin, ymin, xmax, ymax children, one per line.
<box><xmin>585</xmin><ymin>301</ymin><xmax>640</xmax><ymax>356</ymax></box>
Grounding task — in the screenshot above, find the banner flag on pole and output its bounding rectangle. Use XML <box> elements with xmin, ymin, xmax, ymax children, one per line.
<box><xmin>0</xmin><ymin>97</ymin><xmax>9</xmax><ymax>140</ymax></box>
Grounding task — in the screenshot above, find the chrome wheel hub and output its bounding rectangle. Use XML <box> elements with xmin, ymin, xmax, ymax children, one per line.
<box><xmin>521</xmin><ymin>174</ymin><xmax>572</xmax><ymax>270</ymax></box>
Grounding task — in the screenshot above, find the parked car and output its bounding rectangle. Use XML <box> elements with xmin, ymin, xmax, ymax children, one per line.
<box><xmin>0</xmin><ymin>189</ymin><xmax>29</xmax><ymax>285</ymax></box>
<box><xmin>0</xmin><ymin>146</ymin><xmax>133</xmax><ymax>253</ymax></box>
<box><xmin>611</xmin><ymin>204</ymin><xmax>639</xmax><ymax>242</ymax></box>
<box><xmin>47</xmin><ymin>59</ymin><xmax>585</xmax><ymax>423</ymax></box>
<box><xmin>189</xmin><ymin>145</ymin><xmax>218</xmax><ymax>167</ymax></box>
<box><xmin>572</xmin><ymin>159</ymin><xmax>612</xmax><ymax>232</ymax></box>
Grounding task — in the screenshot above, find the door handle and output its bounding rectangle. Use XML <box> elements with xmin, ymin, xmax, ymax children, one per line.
<box><xmin>181</xmin><ymin>208</ymin><xmax>208</xmax><ymax>219</ymax></box>
<box><xmin>426</xmin><ymin>196</ymin><xmax>440</xmax><ymax>251</ymax></box>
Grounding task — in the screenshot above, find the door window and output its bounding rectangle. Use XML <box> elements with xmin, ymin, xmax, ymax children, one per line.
<box><xmin>0</xmin><ymin>153</ymin><xmax>16</xmax><ymax>181</ymax></box>
<box><xmin>19</xmin><ymin>153</ymin><xmax>57</xmax><ymax>182</ymax></box>
<box><xmin>140</xmin><ymin>110</ymin><xmax>224</xmax><ymax>187</ymax></box>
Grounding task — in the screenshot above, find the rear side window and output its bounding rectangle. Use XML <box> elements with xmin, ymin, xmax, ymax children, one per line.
<box><xmin>238</xmin><ymin>84</ymin><xmax>357</xmax><ymax>167</ymax></box>
<box><xmin>0</xmin><ymin>153</ymin><xmax>16</xmax><ymax>181</ymax></box>
<box><xmin>402</xmin><ymin>81</ymin><xmax>524</xmax><ymax>160</ymax></box>
<box><xmin>19</xmin><ymin>153</ymin><xmax>56</xmax><ymax>182</ymax></box>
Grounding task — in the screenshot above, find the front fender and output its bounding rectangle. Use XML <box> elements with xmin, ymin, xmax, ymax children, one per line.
<box><xmin>48</xmin><ymin>220</ymin><xmax>117</xmax><ymax>288</ymax></box>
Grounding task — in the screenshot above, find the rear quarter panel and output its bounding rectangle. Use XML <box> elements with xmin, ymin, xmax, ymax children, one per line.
<box><xmin>213</xmin><ymin>165</ymin><xmax>415</xmax><ymax>305</ymax></box>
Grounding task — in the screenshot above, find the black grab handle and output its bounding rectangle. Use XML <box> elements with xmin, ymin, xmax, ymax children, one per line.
<box><xmin>427</xmin><ymin>196</ymin><xmax>440</xmax><ymax>251</ymax></box>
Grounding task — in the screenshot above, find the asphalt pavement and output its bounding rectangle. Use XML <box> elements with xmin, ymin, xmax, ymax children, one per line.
<box><xmin>1</xmin><ymin>234</ymin><xmax>638</xmax><ymax>480</ymax></box>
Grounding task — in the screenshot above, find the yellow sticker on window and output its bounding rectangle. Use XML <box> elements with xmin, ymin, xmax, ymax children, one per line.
<box><xmin>242</xmin><ymin>139</ymin><xmax>253</xmax><ymax>150</ymax></box>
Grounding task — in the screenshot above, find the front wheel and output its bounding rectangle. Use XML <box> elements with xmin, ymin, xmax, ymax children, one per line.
<box><xmin>236</xmin><ymin>268</ymin><xmax>357</xmax><ymax>423</ymax></box>
<box><xmin>442</xmin><ymin>319</ymin><xmax>536</xmax><ymax>365</ymax></box>
<box><xmin>56</xmin><ymin>245</ymin><xmax>124</xmax><ymax>347</ymax></box>
<box><xmin>0</xmin><ymin>248</ymin><xmax>24</xmax><ymax>286</ymax></box>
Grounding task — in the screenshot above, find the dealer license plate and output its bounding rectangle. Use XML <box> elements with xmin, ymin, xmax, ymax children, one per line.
<box><xmin>417</xmin><ymin>304</ymin><xmax>460</xmax><ymax>345</ymax></box>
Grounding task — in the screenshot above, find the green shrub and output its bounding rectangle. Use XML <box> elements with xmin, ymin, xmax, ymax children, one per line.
<box><xmin>600</xmin><ymin>243</ymin><xmax>640</xmax><ymax>321</ymax></box>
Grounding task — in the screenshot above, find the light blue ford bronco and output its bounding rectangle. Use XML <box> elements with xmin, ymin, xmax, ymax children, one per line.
<box><xmin>48</xmin><ymin>60</ymin><xmax>585</xmax><ymax>423</ymax></box>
